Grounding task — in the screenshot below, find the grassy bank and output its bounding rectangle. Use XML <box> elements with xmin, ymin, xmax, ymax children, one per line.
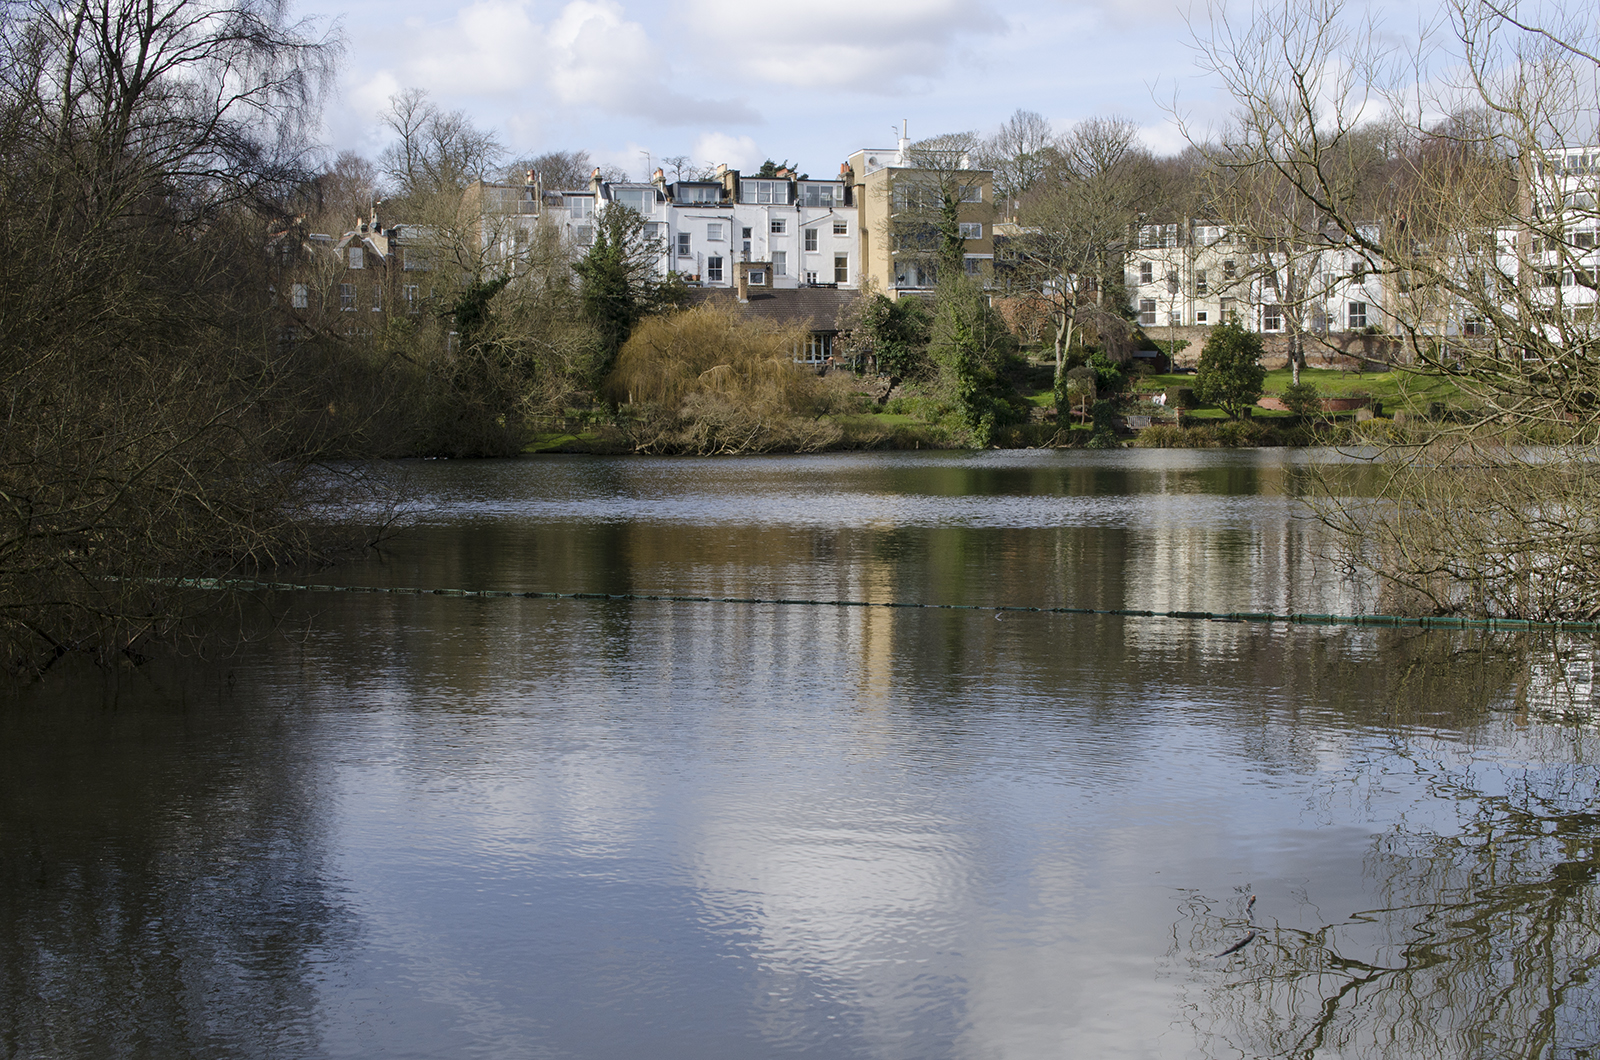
<box><xmin>524</xmin><ymin>360</ymin><xmax>1474</xmax><ymax>454</ymax></box>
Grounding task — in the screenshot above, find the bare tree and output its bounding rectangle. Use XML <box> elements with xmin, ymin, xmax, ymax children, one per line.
<box><xmin>302</xmin><ymin>150</ymin><xmax>378</xmax><ymax>226</ymax></box>
<box><xmin>1187</xmin><ymin>0</ymin><xmax>1600</xmax><ymax>617</ymax></box>
<box><xmin>512</xmin><ymin>149</ymin><xmax>592</xmax><ymax>191</ymax></box>
<box><xmin>0</xmin><ymin>0</ymin><xmax>346</xmax><ymax>670</ymax></box>
<box><xmin>1008</xmin><ymin>118</ymin><xmax>1156</xmax><ymax>383</ymax></box>
<box><xmin>379</xmin><ymin>88</ymin><xmax>504</xmax><ymax>204</ymax></box>
<box><xmin>980</xmin><ymin>108</ymin><xmax>1055</xmax><ymax>220</ymax></box>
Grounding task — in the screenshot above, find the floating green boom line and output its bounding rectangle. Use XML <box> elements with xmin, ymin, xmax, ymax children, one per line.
<box><xmin>167</xmin><ymin>579</ymin><xmax>1600</xmax><ymax>634</ymax></box>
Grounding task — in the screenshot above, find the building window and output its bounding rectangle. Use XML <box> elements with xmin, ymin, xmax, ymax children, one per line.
<box><xmin>1140</xmin><ymin>261</ymin><xmax>1153</xmax><ymax>285</ymax></box>
<box><xmin>1197</xmin><ymin>311</ymin><xmax>1209</xmax><ymax>323</ymax></box>
<box><xmin>1166</xmin><ymin>271</ymin><xmax>1179</xmax><ymax>294</ymax></box>
<box><xmin>805</xmin><ymin>228</ymin><xmax>818</xmax><ymax>251</ymax></box>
<box><xmin>1464</xmin><ymin>316</ymin><xmax>1487</xmax><ymax>335</ymax></box>
<box><xmin>959</xmin><ymin>222</ymin><xmax>982</xmax><ymax>240</ymax></box>
<box><xmin>291</xmin><ymin>283</ymin><xmax>307</xmax><ymax>309</ymax></box>
<box><xmin>707</xmin><ymin>223</ymin><xmax>724</xmax><ymax>241</ymax></box>
<box><xmin>1348</xmin><ymin>301</ymin><xmax>1368</xmax><ymax>329</ymax></box>
<box><xmin>805</xmin><ymin>270</ymin><xmax>818</xmax><ymax>284</ymax></box>
<box><xmin>575</xmin><ymin>224</ymin><xmax>593</xmax><ymax>245</ymax></box>
<box><xmin>741</xmin><ymin>180</ymin><xmax>787</xmax><ymax>204</ymax></box>
<box><xmin>371</xmin><ymin>285</ymin><xmax>382</xmax><ymax>312</ymax></box>
<box><xmin>1195</xmin><ymin>268</ymin><xmax>1207</xmax><ymax>295</ymax></box>
<box><xmin>1351</xmin><ymin>259</ymin><xmax>1367</xmax><ymax>281</ymax></box>
<box><xmin>770</xmin><ymin>218</ymin><xmax>787</xmax><ymax>235</ymax></box>
<box><xmin>677</xmin><ymin>232</ymin><xmax>691</xmax><ymax>256</ymax></box>
<box><xmin>894</xmin><ymin>262</ymin><xmax>936</xmax><ymax>288</ymax></box>
<box><xmin>741</xmin><ymin>227</ymin><xmax>752</xmax><ymax>254</ymax></box>
<box><xmin>833</xmin><ymin>220</ymin><xmax>848</xmax><ymax>236</ymax></box>
<box><xmin>1263</xmin><ymin>304</ymin><xmax>1283</xmax><ymax>330</ymax></box>
<box><xmin>707</xmin><ymin>256</ymin><xmax>723</xmax><ymax>283</ymax></box>
<box><xmin>964</xmin><ymin>256</ymin><xmax>982</xmax><ymax>275</ymax></box>
<box><xmin>339</xmin><ymin>283</ymin><xmax>356</xmax><ymax>311</ymax></box>
<box><xmin>801</xmin><ymin>184</ymin><xmax>837</xmax><ymax>208</ymax></box>
<box><xmin>613</xmin><ymin>188</ymin><xmax>651</xmax><ymax>213</ymax></box>
<box><xmin>1139</xmin><ymin>299</ymin><xmax>1157</xmax><ymax>326</ymax></box>
<box><xmin>403</xmin><ymin>285</ymin><xmax>419</xmax><ymax>313</ymax></box>
<box><xmin>566</xmin><ymin>195</ymin><xmax>593</xmax><ymax>219</ymax></box>
<box><xmin>1169</xmin><ymin>310</ymin><xmax>1180</xmax><ymax>325</ymax></box>
<box><xmin>959</xmin><ymin>183</ymin><xmax>983</xmax><ymax>202</ymax></box>
<box><xmin>772</xmin><ymin>251</ymin><xmax>786</xmax><ymax>276</ymax></box>
<box><xmin>835</xmin><ymin>254</ymin><xmax>848</xmax><ymax>284</ymax></box>
<box><xmin>749</xmin><ymin>268</ymin><xmax>766</xmax><ymax>286</ymax></box>
<box><xmin>800</xmin><ymin>333</ymin><xmax>831</xmax><ymax>363</ymax></box>
<box><xmin>1223</xmin><ymin>259</ymin><xmax>1236</xmax><ymax>281</ymax></box>
<box><xmin>348</xmin><ymin>246</ymin><xmax>363</xmax><ymax>269</ymax></box>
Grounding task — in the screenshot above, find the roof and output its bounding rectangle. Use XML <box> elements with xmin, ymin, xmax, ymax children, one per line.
<box><xmin>685</xmin><ymin>286</ymin><xmax>855</xmax><ymax>332</ymax></box>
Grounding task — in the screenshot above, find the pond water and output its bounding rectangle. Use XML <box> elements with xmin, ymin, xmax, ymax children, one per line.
<box><xmin>3</xmin><ymin>450</ymin><xmax>1598</xmax><ymax>1059</ymax></box>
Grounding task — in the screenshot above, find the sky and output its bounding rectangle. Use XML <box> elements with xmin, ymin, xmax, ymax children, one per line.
<box><xmin>305</xmin><ymin>0</ymin><xmax>1428</xmax><ymax>182</ymax></box>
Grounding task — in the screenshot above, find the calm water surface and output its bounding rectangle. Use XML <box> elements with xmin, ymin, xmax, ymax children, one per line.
<box><xmin>3</xmin><ymin>450</ymin><xmax>1598</xmax><ymax>1059</ymax></box>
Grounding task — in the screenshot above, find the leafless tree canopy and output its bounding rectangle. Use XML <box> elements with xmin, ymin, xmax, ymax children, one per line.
<box><xmin>1187</xmin><ymin>0</ymin><xmax>1600</xmax><ymax>617</ymax></box>
<box><xmin>1006</xmin><ymin>117</ymin><xmax>1157</xmax><ymax>373</ymax></box>
<box><xmin>514</xmin><ymin>149</ymin><xmax>593</xmax><ymax>191</ymax></box>
<box><xmin>379</xmin><ymin>88</ymin><xmax>504</xmax><ymax>203</ymax></box>
<box><xmin>980</xmin><ymin>109</ymin><xmax>1055</xmax><ymax>218</ymax></box>
<box><xmin>0</xmin><ymin>0</ymin><xmax>352</xmax><ymax>672</ymax></box>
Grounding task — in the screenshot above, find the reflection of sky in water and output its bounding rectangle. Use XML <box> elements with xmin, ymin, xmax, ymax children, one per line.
<box><xmin>4</xmin><ymin>452</ymin><xmax>1596</xmax><ymax>1059</ymax></box>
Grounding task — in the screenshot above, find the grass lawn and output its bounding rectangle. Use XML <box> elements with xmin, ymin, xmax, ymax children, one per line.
<box><xmin>525</xmin><ymin>431</ymin><xmax>599</xmax><ymax>453</ymax></box>
<box><xmin>1139</xmin><ymin>365</ymin><xmax>1468</xmax><ymax>413</ymax></box>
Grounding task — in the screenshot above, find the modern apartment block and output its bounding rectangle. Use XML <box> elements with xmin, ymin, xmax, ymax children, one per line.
<box><xmin>845</xmin><ymin>135</ymin><xmax>994</xmax><ymax>297</ymax></box>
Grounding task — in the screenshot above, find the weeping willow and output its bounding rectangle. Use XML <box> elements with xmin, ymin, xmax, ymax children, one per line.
<box><xmin>604</xmin><ymin>304</ymin><xmax>841</xmax><ymax>454</ymax></box>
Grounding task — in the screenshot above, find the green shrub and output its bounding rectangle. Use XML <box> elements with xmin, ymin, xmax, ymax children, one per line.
<box><xmin>1280</xmin><ymin>380</ymin><xmax>1323</xmax><ymax>418</ymax></box>
<box><xmin>1195</xmin><ymin>319</ymin><xmax>1266</xmax><ymax>418</ymax></box>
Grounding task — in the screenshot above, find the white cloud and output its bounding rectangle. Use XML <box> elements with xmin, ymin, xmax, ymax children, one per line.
<box><xmin>691</xmin><ymin>132</ymin><xmax>761</xmax><ymax>172</ymax></box>
<box><xmin>350</xmin><ymin>0</ymin><xmax>756</xmax><ymax>129</ymax></box>
<box><xmin>677</xmin><ymin>0</ymin><xmax>1003</xmax><ymax>92</ymax></box>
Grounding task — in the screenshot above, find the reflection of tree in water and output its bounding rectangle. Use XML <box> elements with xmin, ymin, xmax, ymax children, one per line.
<box><xmin>1175</xmin><ymin>745</ymin><xmax>1600</xmax><ymax>1058</ymax></box>
<box><xmin>0</xmin><ymin>667</ymin><xmax>353</xmax><ymax>1058</ymax></box>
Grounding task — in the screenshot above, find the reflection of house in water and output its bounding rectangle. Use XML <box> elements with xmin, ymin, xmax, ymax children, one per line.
<box><xmin>1123</xmin><ymin>506</ymin><xmax>1363</xmax><ymax>654</ymax></box>
<box><xmin>850</xmin><ymin>552</ymin><xmax>899</xmax><ymax>706</ymax></box>
<box><xmin>1518</xmin><ymin>636</ymin><xmax>1598</xmax><ymax>721</ymax></box>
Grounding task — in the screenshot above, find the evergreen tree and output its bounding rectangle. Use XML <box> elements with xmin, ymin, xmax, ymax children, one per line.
<box><xmin>573</xmin><ymin>207</ymin><xmax>671</xmax><ymax>382</ymax></box>
<box><xmin>1194</xmin><ymin>318</ymin><xmax>1266</xmax><ymax>420</ymax></box>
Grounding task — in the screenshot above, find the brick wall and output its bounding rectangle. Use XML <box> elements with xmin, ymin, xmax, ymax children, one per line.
<box><xmin>1156</xmin><ymin>326</ymin><xmax>1406</xmax><ymax>370</ymax></box>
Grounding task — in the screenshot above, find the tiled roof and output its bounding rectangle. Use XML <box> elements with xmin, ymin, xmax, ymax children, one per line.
<box><xmin>684</xmin><ymin>286</ymin><xmax>855</xmax><ymax>332</ymax></box>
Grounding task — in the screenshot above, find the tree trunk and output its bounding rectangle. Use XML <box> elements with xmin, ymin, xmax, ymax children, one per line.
<box><xmin>1053</xmin><ymin>313</ymin><xmax>1075</xmax><ymax>386</ymax></box>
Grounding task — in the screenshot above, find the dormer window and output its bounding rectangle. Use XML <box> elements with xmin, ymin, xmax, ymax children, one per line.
<box><xmin>749</xmin><ymin>269</ymin><xmax>767</xmax><ymax>286</ymax></box>
<box><xmin>801</xmin><ymin>183</ymin><xmax>838</xmax><ymax>207</ymax></box>
<box><xmin>613</xmin><ymin>188</ymin><xmax>652</xmax><ymax>214</ymax></box>
<box><xmin>741</xmin><ymin>180</ymin><xmax>788</xmax><ymax>204</ymax></box>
